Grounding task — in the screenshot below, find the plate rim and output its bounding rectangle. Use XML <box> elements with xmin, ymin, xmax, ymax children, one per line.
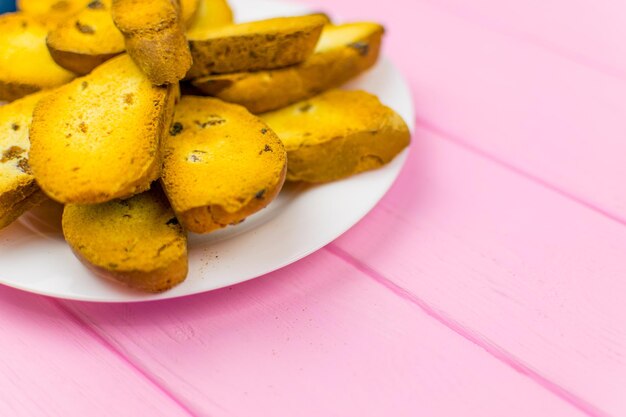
<box><xmin>0</xmin><ymin>0</ymin><xmax>415</xmax><ymax>303</ymax></box>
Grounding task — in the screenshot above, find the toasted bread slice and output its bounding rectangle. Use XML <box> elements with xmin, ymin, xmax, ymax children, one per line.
<box><xmin>186</xmin><ymin>0</ymin><xmax>233</xmax><ymax>35</ymax></box>
<box><xmin>180</xmin><ymin>0</ymin><xmax>199</xmax><ymax>26</ymax></box>
<box><xmin>161</xmin><ymin>96</ymin><xmax>287</xmax><ymax>234</ymax></box>
<box><xmin>29</xmin><ymin>54</ymin><xmax>178</xmax><ymax>204</ymax></box>
<box><xmin>192</xmin><ymin>22</ymin><xmax>384</xmax><ymax>113</ymax></box>
<box><xmin>45</xmin><ymin>0</ymin><xmax>207</xmax><ymax>76</ymax></box>
<box><xmin>0</xmin><ymin>189</ymin><xmax>48</xmax><ymax>230</ymax></box>
<box><xmin>17</xmin><ymin>0</ymin><xmax>91</xmax><ymax>23</ymax></box>
<box><xmin>0</xmin><ymin>91</ymin><xmax>51</xmax><ymax>230</ymax></box>
<box><xmin>46</xmin><ymin>0</ymin><xmax>125</xmax><ymax>75</ymax></box>
<box><xmin>261</xmin><ymin>89</ymin><xmax>410</xmax><ymax>183</ymax></box>
<box><xmin>0</xmin><ymin>13</ymin><xmax>76</xmax><ymax>102</ymax></box>
<box><xmin>63</xmin><ymin>186</ymin><xmax>188</xmax><ymax>292</ymax></box>
<box><xmin>112</xmin><ymin>0</ymin><xmax>192</xmax><ymax>85</ymax></box>
<box><xmin>187</xmin><ymin>14</ymin><xmax>327</xmax><ymax>78</ymax></box>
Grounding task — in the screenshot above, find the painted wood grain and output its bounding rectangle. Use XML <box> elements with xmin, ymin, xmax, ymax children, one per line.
<box><xmin>330</xmin><ymin>127</ymin><xmax>626</xmax><ymax>416</ymax></box>
<box><xmin>422</xmin><ymin>0</ymin><xmax>626</xmax><ymax>79</ymax></box>
<box><xmin>62</xmin><ymin>251</ymin><xmax>586</xmax><ymax>417</ymax></box>
<box><xmin>300</xmin><ymin>0</ymin><xmax>626</xmax><ymax>226</ymax></box>
<box><xmin>0</xmin><ymin>1</ymin><xmax>622</xmax><ymax>416</ymax></box>
<box><xmin>0</xmin><ymin>285</ymin><xmax>192</xmax><ymax>417</ymax></box>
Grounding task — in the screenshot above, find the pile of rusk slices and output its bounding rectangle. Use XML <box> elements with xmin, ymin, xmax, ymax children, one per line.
<box><xmin>0</xmin><ymin>0</ymin><xmax>410</xmax><ymax>292</ymax></box>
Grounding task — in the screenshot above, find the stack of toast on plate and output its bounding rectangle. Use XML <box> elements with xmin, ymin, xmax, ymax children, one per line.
<box><xmin>0</xmin><ymin>0</ymin><xmax>410</xmax><ymax>292</ymax></box>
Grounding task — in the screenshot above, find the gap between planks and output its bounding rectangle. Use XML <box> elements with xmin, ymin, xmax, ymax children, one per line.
<box><xmin>13</xmin><ymin>1</ymin><xmax>623</xmax><ymax>414</ymax></box>
<box><xmin>43</xmin><ymin>104</ymin><xmax>626</xmax><ymax>416</ymax></box>
<box><xmin>324</xmin><ymin>244</ymin><xmax>610</xmax><ymax>417</ymax></box>
<box><xmin>46</xmin><ymin>113</ymin><xmax>624</xmax><ymax>417</ymax></box>
<box><xmin>414</xmin><ymin>115</ymin><xmax>626</xmax><ymax>230</ymax></box>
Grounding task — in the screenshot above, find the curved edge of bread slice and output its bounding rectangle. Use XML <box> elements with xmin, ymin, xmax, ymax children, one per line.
<box><xmin>0</xmin><ymin>91</ymin><xmax>51</xmax><ymax>230</ymax></box>
<box><xmin>192</xmin><ymin>22</ymin><xmax>384</xmax><ymax>113</ymax></box>
<box><xmin>29</xmin><ymin>54</ymin><xmax>178</xmax><ymax>204</ymax></box>
<box><xmin>111</xmin><ymin>0</ymin><xmax>192</xmax><ymax>85</ymax></box>
<box><xmin>0</xmin><ymin>13</ymin><xmax>76</xmax><ymax>102</ymax></box>
<box><xmin>161</xmin><ymin>96</ymin><xmax>287</xmax><ymax>234</ymax></box>
<box><xmin>62</xmin><ymin>185</ymin><xmax>189</xmax><ymax>292</ymax></box>
<box><xmin>46</xmin><ymin>0</ymin><xmax>126</xmax><ymax>75</ymax></box>
<box><xmin>260</xmin><ymin>89</ymin><xmax>410</xmax><ymax>183</ymax></box>
<box><xmin>187</xmin><ymin>14</ymin><xmax>328</xmax><ymax>78</ymax></box>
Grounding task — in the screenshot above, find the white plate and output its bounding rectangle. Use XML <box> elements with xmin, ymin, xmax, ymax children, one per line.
<box><xmin>0</xmin><ymin>0</ymin><xmax>415</xmax><ymax>302</ymax></box>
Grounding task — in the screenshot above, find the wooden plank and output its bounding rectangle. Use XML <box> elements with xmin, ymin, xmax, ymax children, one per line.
<box><xmin>63</xmin><ymin>251</ymin><xmax>586</xmax><ymax>417</ymax></box>
<box><xmin>330</xmin><ymin>127</ymin><xmax>626</xmax><ymax>416</ymax></box>
<box><xmin>421</xmin><ymin>0</ymin><xmax>626</xmax><ymax>78</ymax></box>
<box><xmin>303</xmin><ymin>0</ymin><xmax>626</xmax><ymax>224</ymax></box>
<box><xmin>0</xmin><ymin>286</ymin><xmax>192</xmax><ymax>417</ymax></box>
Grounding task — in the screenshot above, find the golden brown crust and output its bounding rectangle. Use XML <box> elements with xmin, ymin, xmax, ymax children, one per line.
<box><xmin>187</xmin><ymin>14</ymin><xmax>327</xmax><ymax>79</ymax></box>
<box><xmin>46</xmin><ymin>0</ymin><xmax>126</xmax><ymax>75</ymax></box>
<box><xmin>85</xmin><ymin>252</ymin><xmax>188</xmax><ymax>293</ymax></box>
<box><xmin>161</xmin><ymin>96</ymin><xmax>287</xmax><ymax>234</ymax></box>
<box><xmin>176</xmin><ymin>163</ymin><xmax>287</xmax><ymax>233</ymax></box>
<box><xmin>192</xmin><ymin>22</ymin><xmax>384</xmax><ymax>113</ymax></box>
<box><xmin>0</xmin><ymin>91</ymin><xmax>50</xmax><ymax>230</ymax></box>
<box><xmin>260</xmin><ymin>89</ymin><xmax>411</xmax><ymax>183</ymax></box>
<box><xmin>46</xmin><ymin>49</ymin><xmax>122</xmax><ymax>76</ymax></box>
<box><xmin>29</xmin><ymin>54</ymin><xmax>178</xmax><ymax>204</ymax></box>
<box><xmin>0</xmin><ymin>81</ymin><xmax>41</xmax><ymax>103</ymax></box>
<box><xmin>62</xmin><ymin>186</ymin><xmax>188</xmax><ymax>292</ymax></box>
<box><xmin>0</xmin><ymin>13</ymin><xmax>76</xmax><ymax>102</ymax></box>
<box><xmin>112</xmin><ymin>0</ymin><xmax>192</xmax><ymax>85</ymax></box>
<box><xmin>0</xmin><ymin>188</ymin><xmax>48</xmax><ymax>230</ymax></box>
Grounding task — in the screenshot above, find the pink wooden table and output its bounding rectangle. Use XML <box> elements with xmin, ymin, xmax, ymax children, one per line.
<box><xmin>2</xmin><ymin>0</ymin><xmax>626</xmax><ymax>415</ymax></box>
